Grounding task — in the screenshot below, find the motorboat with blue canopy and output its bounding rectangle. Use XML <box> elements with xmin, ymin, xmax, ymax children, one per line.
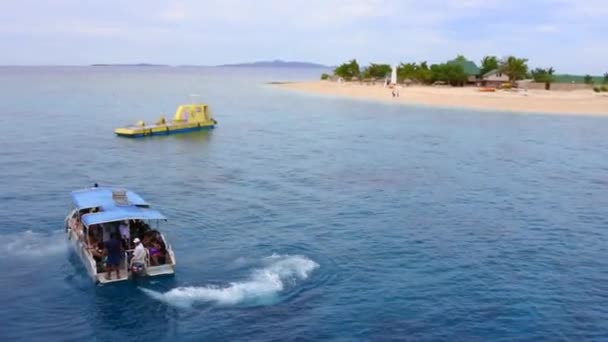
<box><xmin>65</xmin><ymin>186</ymin><xmax>176</xmax><ymax>284</ymax></box>
<box><xmin>81</xmin><ymin>207</ymin><xmax>166</xmax><ymax>226</ymax></box>
<box><xmin>71</xmin><ymin>187</ymin><xmax>150</xmax><ymax>209</ymax></box>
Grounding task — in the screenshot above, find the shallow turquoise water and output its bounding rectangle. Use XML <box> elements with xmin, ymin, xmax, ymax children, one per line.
<box><xmin>2</xmin><ymin>66</ymin><xmax>608</xmax><ymax>341</ymax></box>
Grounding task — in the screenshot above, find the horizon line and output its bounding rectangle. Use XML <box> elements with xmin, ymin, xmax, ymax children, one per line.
<box><xmin>0</xmin><ymin>63</ymin><xmax>600</xmax><ymax>75</ymax></box>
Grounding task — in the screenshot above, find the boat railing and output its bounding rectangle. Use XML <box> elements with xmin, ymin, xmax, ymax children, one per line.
<box><xmin>80</xmin><ymin>244</ymin><xmax>98</xmax><ymax>276</ymax></box>
<box><xmin>122</xmin><ymin>254</ymin><xmax>129</xmax><ymax>275</ymax></box>
<box><xmin>159</xmin><ymin>233</ymin><xmax>175</xmax><ymax>265</ymax></box>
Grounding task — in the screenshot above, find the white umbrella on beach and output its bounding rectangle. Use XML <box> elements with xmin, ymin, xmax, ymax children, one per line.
<box><xmin>390</xmin><ymin>65</ymin><xmax>397</xmax><ymax>85</ymax></box>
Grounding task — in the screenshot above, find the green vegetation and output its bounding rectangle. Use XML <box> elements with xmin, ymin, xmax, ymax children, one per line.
<box><xmin>320</xmin><ymin>73</ymin><xmax>330</xmax><ymax>80</ymax></box>
<box><xmin>594</xmin><ymin>85</ymin><xmax>608</xmax><ymax>92</ymax></box>
<box><xmin>604</xmin><ymin>73</ymin><xmax>608</xmax><ymax>84</ymax></box>
<box><xmin>447</xmin><ymin>55</ymin><xmax>480</xmax><ymax>76</ymax></box>
<box><xmin>362</xmin><ymin>63</ymin><xmax>392</xmax><ymax>79</ymax></box>
<box><xmin>430</xmin><ymin>63</ymin><xmax>467</xmax><ymax>86</ymax></box>
<box><xmin>396</xmin><ymin>60</ymin><xmax>466</xmax><ymax>86</ymax></box>
<box><xmin>396</xmin><ymin>62</ymin><xmax>417</xmax><ymax>81</ymax></box>
<box><xmin>554</xmin><ymin>74</ymin><xmax>603</xmax><ymax>83</ymax></box>
<box><xmin>396</xmin><ymin>62</ymin><xmax>432</xmax><ymax>84</ymax></box>
<box><xmin>397</xmin><ymin>54</ymin><xmax>523</xmax><ymax>86</ymax></box>
<box><xmin>479</xmin><ymin>56</ymin><xmax>499</xmax><ymax>77</ymax></box>
<box><xmin>333</xmin><ymin>59</ymin><xmax>360</xmax><ymax>80</ymax></box>
<box><xmin>531</xmin><ymin>67</ymin><xmax>555</xmax><ymax>90</ymax></box>
<box><xmin>327</xmin><ymin>56</ymin><xmax>599</xmax><ymax>89</ymax></box>
<box><xmin>500</xmin><ymin>56</ymin><xmax>529</xmax><ymax>81</ymax></box>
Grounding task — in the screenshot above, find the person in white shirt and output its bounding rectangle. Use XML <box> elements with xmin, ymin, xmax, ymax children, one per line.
<box><xmin>130</xmin><ymin>238</ymin><xmax>147</xmax><ymax>273</ymax></box>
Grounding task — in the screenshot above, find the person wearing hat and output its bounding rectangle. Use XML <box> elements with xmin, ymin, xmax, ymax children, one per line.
<box><xmin>130</xmin><ymin>237</ymin><xmax>147</xmax><ymax>274</ymax></box>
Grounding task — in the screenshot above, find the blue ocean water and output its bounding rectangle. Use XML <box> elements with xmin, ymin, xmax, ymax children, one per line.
<box><xmin>1</xmin><ymin>66</ymin><xmax>608</xmax><ymax>341</ymax></box>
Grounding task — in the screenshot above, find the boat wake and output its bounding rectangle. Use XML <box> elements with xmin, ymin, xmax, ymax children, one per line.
<box><xmin>2</xmin><ymin>230</ymin><xmax>68</xmax><ymax>258</ymax></box>
<box><xmin>140</xmin><ymin>254</ymin><xmax>319</xmax><ymax>308</ymax></box>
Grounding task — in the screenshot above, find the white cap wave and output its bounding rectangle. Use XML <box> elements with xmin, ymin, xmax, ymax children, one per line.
<box><xmin>2</xmin><ymin>230</ymin><xmax>68</xmax><ymax>258</ymax></box>
<box><xmin>141</xmin><ymin>254</ymin><xmax>319</xmax><ymax>308</ymax></box>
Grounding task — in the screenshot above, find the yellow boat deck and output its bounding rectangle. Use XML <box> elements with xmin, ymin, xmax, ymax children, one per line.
<box><xmin>115</xmin><ymin>103</ymin><xmax>217</xmax><ymax>137</ymax></box>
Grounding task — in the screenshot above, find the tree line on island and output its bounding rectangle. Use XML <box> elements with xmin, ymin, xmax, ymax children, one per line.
<box><xmin>321</xmin><ymin>55</ymin><xmax>608</xmax><ymax>91</ymax></box>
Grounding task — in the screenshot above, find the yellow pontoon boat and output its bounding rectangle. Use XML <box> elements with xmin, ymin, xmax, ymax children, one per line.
<box><xmin>115</xmin><ymin>103</ymin><xmax>217</xmax><ymax>137</ymax></box>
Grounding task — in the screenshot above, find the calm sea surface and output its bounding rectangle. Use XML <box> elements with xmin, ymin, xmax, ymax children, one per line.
<box><xmin>1</xmin><ymin>66</ymin><xmax>608</xmax><ymax>341</ymax></box>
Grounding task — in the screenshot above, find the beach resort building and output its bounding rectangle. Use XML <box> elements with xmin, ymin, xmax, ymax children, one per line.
<box><xmin>481</xmin><ymin>69</ymin><xmax>509</xmax><ymax>87</ymax></box>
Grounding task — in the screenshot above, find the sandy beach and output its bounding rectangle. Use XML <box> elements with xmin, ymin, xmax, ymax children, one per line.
<box><xmin>278</xmin><ymin>81</ymin><xmax>608</xmax><ymax>116</ymax></box>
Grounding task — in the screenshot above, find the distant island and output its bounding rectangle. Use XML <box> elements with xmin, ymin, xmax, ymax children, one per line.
<box><xmin>217</xmin><ymin>60</ymin><xmax>330</xmax><ymax>68</ymax></box>
<box><xmin>88</xmin><ymin>60</ymin><xmax>331</xmax><ymax>68</ymax></box>
<box><xmin>90</xmin><ymin>63</ymin><xmax>169</xmax><ymax>67</ymax></box>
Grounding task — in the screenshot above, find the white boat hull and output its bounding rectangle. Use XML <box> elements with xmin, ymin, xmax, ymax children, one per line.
<box><xmin>65</xmin><ymin>212</ymin><xmax>176</xmax><ymax>284</ymax></box>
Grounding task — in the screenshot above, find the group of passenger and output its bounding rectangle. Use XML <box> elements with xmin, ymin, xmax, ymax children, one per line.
<box><xmin>85</xmin><ymin>219</ymin><xmax>168</xmax><ymax>280</ymax></box>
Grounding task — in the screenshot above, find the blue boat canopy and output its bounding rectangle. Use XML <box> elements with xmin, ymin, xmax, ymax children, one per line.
<box><xmin>71</xmin><ymin>187</ymin><xmax>148</xmax><ymax>210</ymax></box>
<box><xmin>71</xmin><ymin>187</ymin><xmax>167</xmax><ymax>226</ymax></box>
<box><xmin>82</xmin><ymin>206</ymin><xmax>166</xmax><ymax>226</ymax></box>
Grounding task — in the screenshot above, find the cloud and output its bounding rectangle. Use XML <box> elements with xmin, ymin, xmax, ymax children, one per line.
<box><xmin>0</xmin><ymin>0</ymin><xmax>606</xmax><ymax>73</ymax></box>
<box><xmin>339</xmin><ymin>0</ymin><xmax>388</xmax><ymax>17</ymax></box>
<box><xmin>160</xmin><ymin>6</ymin><xmax>187</xmax><ymax>22</ymax></box>
<box><xmin>0</xmin><ymin>22</ymin><xmax>123</xmax><ymax>37</ymax></box>
<box><xmin>552</xmin><ymin>0</ymin><xmax>608</xmax><ymax>17</ymax></box>
<box><xmin>535</xmin><ymin>24</ymin><xmax>559</xmax><ymax>33</ymax></box>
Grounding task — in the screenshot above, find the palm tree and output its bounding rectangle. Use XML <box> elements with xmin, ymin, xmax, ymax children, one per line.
<box><xmin>333</xmin><ymin>59</ymin><xmax>361</xmax><ymax>80</ymax></box>
<box><xmin>531</xmin><ymin>67</ymin><xmax>556</xmax><ymax>90</ymax></box>
<box><xmin>479</xmin><ymin>56</ymin><xmax>499</xmax><ymax>77</ymax></box>
<box><xmin>500</xmin><ymin>56</ymin><xmax>529</xmax><ymax>82</ymax></box>
<box><xmin>545</xmin><ymin>67</ymin><xmax>555</xmax><ymax>90</ymax></box>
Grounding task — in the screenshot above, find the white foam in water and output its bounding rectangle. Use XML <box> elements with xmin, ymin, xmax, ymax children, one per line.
<box><xmin>141</xmin><ymin>254</ymin><xmax>319</xmax><ymax>308</ymax></box>
<box><xmin>2</xmin><ymin>230</ymin><xmax>68</xmax><ymax>258</ymax></box>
